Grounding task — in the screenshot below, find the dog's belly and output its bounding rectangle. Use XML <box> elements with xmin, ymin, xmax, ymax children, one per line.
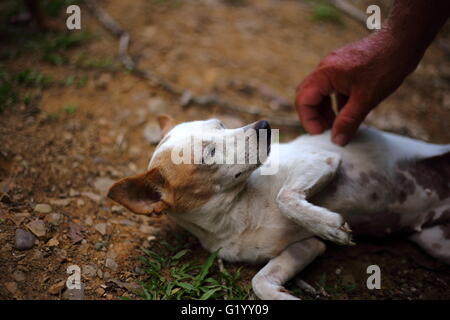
<box><xmin>309</xmin><ymin>156</ymin><xmax>450</xmax><ymax>237</ymax></box>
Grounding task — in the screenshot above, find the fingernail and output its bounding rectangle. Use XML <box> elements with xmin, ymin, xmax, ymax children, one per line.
<box><xmin>332</xmin><ymin>134</ymin><xmax>347</xmax><ymax>146</ymax></box>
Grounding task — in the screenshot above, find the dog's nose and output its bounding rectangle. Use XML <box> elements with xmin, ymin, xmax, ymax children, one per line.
<box><xmin>254</xmin><ymin>120</ymin><xmax>271</xmax><ymax>148</ymax></box>
<box><xmin>254</xmin><ymin>120</ymin><xmax>271</xmax><ymax>131</ymax></box>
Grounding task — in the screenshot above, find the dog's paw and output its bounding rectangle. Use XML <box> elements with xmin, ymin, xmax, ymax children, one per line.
<box><xmin>315</xmin><ymin>219</ymin><xmax>355</xmax><ymax>246</ymax></box>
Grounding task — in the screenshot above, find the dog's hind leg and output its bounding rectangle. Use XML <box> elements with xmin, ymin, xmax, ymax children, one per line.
<box><xmin>410</xmin><ymin>222</ymin><xmax>450</xmax><ymax>265</ymax></box>
<box><xmin>252</xmin><ymin>238</ymin><xmax>326</xmax><ymax>300</ymax></box>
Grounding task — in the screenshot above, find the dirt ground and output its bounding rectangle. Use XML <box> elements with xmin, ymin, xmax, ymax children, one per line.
<box><xmin>0</xmin><ymin>0</ymin><xmax>449</xmax><ymax>300</ymax></box>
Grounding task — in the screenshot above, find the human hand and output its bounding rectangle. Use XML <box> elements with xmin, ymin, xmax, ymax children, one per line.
<box><xmin>295</xmin><ymin>31</ymin><xmax>418</xmax><ymax>146</ymax></box>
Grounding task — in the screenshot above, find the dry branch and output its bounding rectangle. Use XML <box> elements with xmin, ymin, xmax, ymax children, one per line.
<box><xmin>85</xmin><ymin>0</ymin><xmax>302</xmax><ymax>129</ymax></box>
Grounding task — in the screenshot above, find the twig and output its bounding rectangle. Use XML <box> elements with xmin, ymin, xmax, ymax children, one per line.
<box><xmin>85</xmin><ymin>0</ymin><xmax>302</xmax><ymax>129</ymax></box>
<box><xmin>329</xmin><ymin>0</ymin><xmax>366</xmax><ymax>24</ymax></box>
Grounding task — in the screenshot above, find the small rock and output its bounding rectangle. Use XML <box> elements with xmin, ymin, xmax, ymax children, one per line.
<box><xmin>47</xmin><ymin>238</ymin><xmax>59</xmax><ymax>247</ymax></box>
<box><xmin>76</xmin><ymin>199</ymin><xmax>85</xmax><ymax>207</ymax></box>
<box><xmin>103</xmin><ymin>272</ymin><xmax>111</xmax><ymax>280</ymax></box>
<box><xmin>147</xmin><ymin>97</ymin><xmax>167</xmax><ymax>114</ymax></box>
<box><xmin>97</xmin><ymin>269</ymin><xmax>103</xmax><ymax>278</ymax></box>
<box><xmin>94</xmin><ymin>242</ymin><xmax>105</xmax><ymax>251</ymax></box>
<box><xmin>93</xmin><ymin>177</ymin><xmax>115</xmax><ymax>196</ymax></box>
<box><xmin>15</xmin><ymin>229</ymin><xmax>36</xmax><ymax>250</ymax></box>
<box><xmin>94</xmin><ymin>223</ymin><xmax>108</xmax><ymax>236</ymax></box>
<box><xmin>95</xmin><ymin>73</ymin><xmax>112</xmax><ymax>89</ymax></box>
<box><xmin>105</xmin><ymin>258</ymin><xmax>118</xmax><ymax>271</ymax></box>
<box><xmin>96</xmin><ymin>288</ymin><xmax>105</xmax><ymax>296</ymax></box>
<box><xmin>45</xmin><ymin>213</ymin><xmax>62</xmax><ymax>226</ymax></box>
<box><xmin>109</xmin><ymin>279</ymin><xmax>143</xmax><ymax>295</ymax></box>
<box><xmin>13</xmin><ymin>270</ymin><xmax>26</xmax><ymax>282</ymax></box>
<box><xmin>49</xmin><ymin>198</ymin><xmax>71</xmax><ymax>207</ymax></box>
<box><xmin>48</xmin><ymin>280</ymin><xmax>66</xmax><ymax>295</ymax></box>
<box><xmin>139</xmin><ymin>224</ymin><xmax>159</xmax><ymax>234</ymax></box>
<box><xmin>84</xmin><ymin>216</ymin><xmax>93</xmax><ymax>226</ymax></box>
<box><xmin>335</xmin><ymin>268</ymin><xmax>342</xmax><ymax>275</ymax></box>
<box><xmin>111</xmin><ymin>205</ymin><xmax>124</xmax><ymax>214</ymax></box>
<box><xmin>34</xmin><ymin>203</ymin><xmax>52</xmax><ymax>213</ymax></box>
<box><xmin>68</xmin><ymin>222</ymin><xmax>84</xmax><ymax>244</ymax></box>
<box><xmin>134</xmin><ymin>266</ymin><xmax>145</xmax><ymax>275</ymax></box>
<box><xmin>10</xmin><ymin>212</ymin><xmax>30</xmax><ymax>226</ymax></box>
<box><xmin>143</xmin><ymin>122</ymin><xmax>162</xmax><ymax>144</ymax></box>
<box><xmin>82</xmin><ymin>265</ymin><xmax>97</xmax><ymax>278</ymax></box>
<box><xmin>26</xmin><ymin>219</ymin><xmax>46</xmax><ymax>238</ymax></box>
<box><xmin>69</xmin><ymin>189</ymin><xmax>79</xmax><ymax>197</ymax></box>
<box><xmin>81</xmin><ymin>191</ymin><xmax>102</xmax><ymax>203</ymax></box>
<box><xmin>63</xmin><ymin>284</ymin><xmax>85</xmax><ymax>300</ymax></box>
<box><xmin>4</xmin><ymin>282</ymin><xmax>18</xmax><ymax>295</ymax></box>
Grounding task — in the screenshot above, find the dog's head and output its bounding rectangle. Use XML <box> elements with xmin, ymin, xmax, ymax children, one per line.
<box><xmin>107</xmin><ymin>115</ymin><xmax>271</xmax><ymax>215</ymax></box>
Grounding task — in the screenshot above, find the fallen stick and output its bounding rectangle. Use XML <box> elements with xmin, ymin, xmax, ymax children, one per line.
<box><xmin>85</xmin><ymin>0</ymin><xmax>302</xmax><ymax>129</ymax></box>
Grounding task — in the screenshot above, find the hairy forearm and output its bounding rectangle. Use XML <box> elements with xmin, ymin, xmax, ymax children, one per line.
<box><xmin>380</xmin><ymin>0</ymin><xmax>449</xmax><ymax>71</ymax></box>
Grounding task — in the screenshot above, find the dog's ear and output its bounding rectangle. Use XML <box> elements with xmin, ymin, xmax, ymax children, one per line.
<box><xmin>157</xmin><ymin>114</ymin><xmax>176</xmax><ymax>136</ymax></box>
<box><xmin>107</xmin><ymin>168</ymin><xmax>169</xmax><ymax>215</ymax></box>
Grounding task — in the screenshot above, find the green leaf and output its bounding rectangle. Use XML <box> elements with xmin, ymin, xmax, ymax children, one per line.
<box><xmin>172</xmin><ymin>249</ymin><xmax>189</xmax><ymax>260</ymax></box>
<box><xmin>200</xmin><ymin>288</ymin><xmax>221</xmax><ymax>300</ymax></box>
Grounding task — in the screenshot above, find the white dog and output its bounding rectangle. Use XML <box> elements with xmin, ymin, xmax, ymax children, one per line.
<box><xmin>108</xmin><ymin>115</ymin><xmax>450</xmax><ymax>300</ymax></box>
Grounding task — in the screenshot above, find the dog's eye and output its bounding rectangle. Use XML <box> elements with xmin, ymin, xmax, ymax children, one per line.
<box><xmin>210</xmin><ymin>147</ymin><xmax>215</xmax><ymax>157</ymax></box>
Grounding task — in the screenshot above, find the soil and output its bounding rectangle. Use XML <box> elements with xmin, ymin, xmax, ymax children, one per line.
<box><xmin>0</xmin><ymin>0</ymin><xmax>449</xmax><ymax>300</ymax></box>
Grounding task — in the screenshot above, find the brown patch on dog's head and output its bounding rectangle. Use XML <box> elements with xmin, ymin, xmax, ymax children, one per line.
<box><xmin>107</xmin><ymin>168</ymin><xmax>171</xmax><ymax>215</ymax></box>
<box><xmin>149</xmin><ymin>149</ymin><xmax>215</xmax><ymax>213</ymax></box>
<box><xmin>157</xmin><ymin>114</ymin><xmax>176</xmax><ymax>137</ymax></box>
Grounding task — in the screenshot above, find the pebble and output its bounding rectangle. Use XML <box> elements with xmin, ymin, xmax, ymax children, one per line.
<box><xmin>335</xmin><ymin>268</ymin><xmax>342</xmax><ymax>275</ymax></box>
<box><xmin>15</xmin><ymin>229</ymin><xmax>36</xmax><ymax>250</ymax></box>
<box><xmin>93</xmin><ymin>177</ymin><xmax>115</xmax><ymax>196</ymax></box>
<box><xmin>26</xmin><ymin>219</ymin><xmax>46</xmax><ymax>238</ymax></box>
<box><xmin>111</xmin><ymin>205</ymin><xmax>124</xmax><ymax>214</ymax></box>
<box><xmin>63</xmin><ymin>284</ymin><xmax>85</xmax><ymax>300</ymax></box>
<box><xmin>34</xmin><ymin>203</ymin><xmax>52</xmax><ymax>214</ymax></box>
<box><xmin>94</xmin><ymin>223</ymin><xmax>108</xmax><ymax>236</ymax></box>
<box><xmin>48</xmin><ymin>280</ymin><xmax>66</xmax><ymax>295</ymax></box>
<box><xmin>10</xmin><ymin>212</ymin><xmax>30</xmax><ymax>226</ymax></box>
<box><xmin>69</xmin><ymin>189</ymin><xmax>79</xmax><ymax>197</ymax></box>
<box><xmin>147</xmin><ymin>97</ymin><xmax>167</xmax><ymax>114</ymax></box>
<box><xmin>143</xmin><ymin>122</ymin><xmax>162</xmax><ymax>144</ymax></box>
<box><xmin>105</xmin><ymin>258</ymin><xmax>118</xmax><ymax>271</ymax></box>
<box><xmin>49</xmin><ymin>198</ymin><xmax>71</xmax><ymax>207</ymax></box>
<box><xmin>13</xmin><ymin>270</ymin><xmax>26</xmax><ymax>282</ymax></box>
<box><xmin>96</xmin><ymin>288</ymin><xmax>105</xmax><ymax>296</ymax></box>
<box><xmin>76</xmin><ymin>199</ymin><xmax>85</xmax><ymax>207</ymax></box>
<box><xmin>139</xmin><ymin>224</ymin><xmax>159</xmax><ymax>234</ymax></box>
<box><xmin>82</xmin><ymin>264</ymin><xmax>97</xmax><ymax>278</ymax></box>
<box><xmin>84</xmin><ymin>216</ymin><xmax>93</xmax><ymax>226</ymax></box>
<box><xmin>47</xmin><ymin>238</ymin><xmax>59</xmax><ymax>247</ymax></box>
<box><xmin>4</xmin><ymin>282</ymin><xmax>18</xmax><ymax>295</ymax></box>
<box><xmin>94</xmin><ymin>242</ymin><xmax>105</xmax><ymax>251</ymax></box>
<box><xmin>45</xmin><ymin>213</ymin><xmax>62</xmax><ymax>226</ymax></box>
<box><xmin>81</xmin><ymin>191</ymin><xmax>102</xmax><ymax>203</ymax></box>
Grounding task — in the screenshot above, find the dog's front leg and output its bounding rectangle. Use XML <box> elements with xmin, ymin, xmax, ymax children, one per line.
<box><xmin>252</xmin><ymin>238</ymin><xmax>326</xmax><ymax>300</ymax></box>
<box><xmin>276</xmin><ymin>152</ymin><xmax>354</xmax><ymax>245</ymax></box>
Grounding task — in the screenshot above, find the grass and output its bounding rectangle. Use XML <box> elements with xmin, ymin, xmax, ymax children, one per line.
<box><xmin>63</xmin><ymin>104</ymin><xmax>78</xmax><ymax>114</ymax></box>
<box><xmin>311</xmin><ymin>2</ymin><xmax>342</xmax><ymax>25</ymax></box>
<box><xmin>138</xmin><ymin>233</ymin><xmax>251</xmax><ymax>300</ymax></box>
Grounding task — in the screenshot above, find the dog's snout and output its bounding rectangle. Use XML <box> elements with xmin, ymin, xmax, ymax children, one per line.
<box><xmin>254</xmin><ymin>120</ymin><xmax>271</xmax><ymax>148</ymax></box>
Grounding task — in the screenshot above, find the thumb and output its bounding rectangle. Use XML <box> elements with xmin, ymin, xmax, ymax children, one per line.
<box><xmin>331</xmin><ymin>95</ymin><xmax>369</xmax><ymax>146</ymax></box>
